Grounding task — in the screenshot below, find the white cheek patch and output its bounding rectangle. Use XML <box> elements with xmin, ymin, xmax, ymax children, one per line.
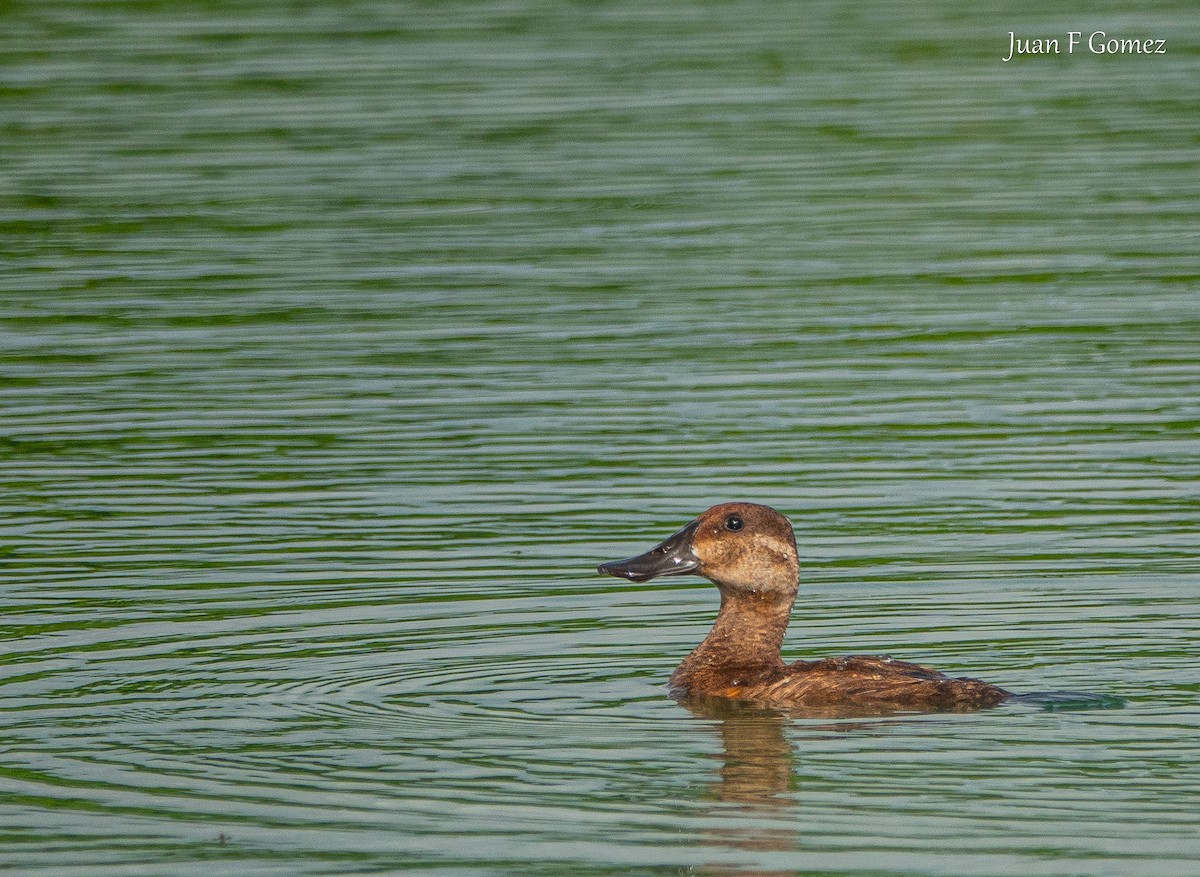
<box><xmin>693</xmin><ymin>529</ymin><xmax>797</xmax><ymax>583</ymax></box>
<box><xmin>750</xmin><ymin>533</ymin><xmax>795</xmax><ymax>565</ymax></box>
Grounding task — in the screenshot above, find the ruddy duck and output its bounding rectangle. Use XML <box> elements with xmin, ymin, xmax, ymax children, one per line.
<box><xmin>598</xmin><ymin>502</ymin><xmax>1010</xmax><ymax>713</ymax></box>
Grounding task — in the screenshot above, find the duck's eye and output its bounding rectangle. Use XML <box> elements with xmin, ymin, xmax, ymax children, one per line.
<box><xmin>724</xmin><ymin>514</ymin><xmax>744</xmax><ymax>532</ymax></box>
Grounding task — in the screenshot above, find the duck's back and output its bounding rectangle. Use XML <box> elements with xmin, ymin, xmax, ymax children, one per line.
<box><xmin>748</xmin><ymin>655</ymin><xmax>1010</xmax><ymax>712</ymax></box>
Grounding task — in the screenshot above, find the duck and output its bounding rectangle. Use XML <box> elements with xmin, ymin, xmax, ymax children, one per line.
<box><xmin>597</xmin><ymin>502</ymin><xmax>1011</xmax><ymax>713</ymax></box>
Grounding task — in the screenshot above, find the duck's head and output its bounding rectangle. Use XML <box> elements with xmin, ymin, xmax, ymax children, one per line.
<box><xmin>597</xmin><ymin>502</ymin><xmax>799</xmax><ymax>598</ymax></box>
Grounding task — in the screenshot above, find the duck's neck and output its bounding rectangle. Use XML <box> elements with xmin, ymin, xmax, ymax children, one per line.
<box><xmin>670</xmin><ymin>588</ymin><xmax>795</xmax><ymax>692</ymax></box>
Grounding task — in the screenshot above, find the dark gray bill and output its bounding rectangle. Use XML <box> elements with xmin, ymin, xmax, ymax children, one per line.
<box><xmin>597</xmin><ymin>520</ymin><xmax>701</xmax><ymax>583</ymax></box>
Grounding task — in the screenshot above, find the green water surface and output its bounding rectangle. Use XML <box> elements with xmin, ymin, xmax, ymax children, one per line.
<box><xmin>2</xmin><ymin>1</ymin><xmax>1198</xmax><ymax>875</ymax></box>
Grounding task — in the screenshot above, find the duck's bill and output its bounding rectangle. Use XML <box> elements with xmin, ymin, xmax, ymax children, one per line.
<box><xmin>597</xmin><ymin>520</ymin><xmax>701</xmax><ymax>583</ymax></box>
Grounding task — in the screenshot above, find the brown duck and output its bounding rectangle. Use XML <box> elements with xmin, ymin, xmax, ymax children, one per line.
<box><xmin>598</xmin><ymin>502</ymin><xmax>1011</xmax><ymax>713</ymax></box>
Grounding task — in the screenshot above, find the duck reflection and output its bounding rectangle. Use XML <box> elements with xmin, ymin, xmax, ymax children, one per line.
<box><xmin>694</xmin><ymin>699</ymin><xmax>795</xmax><ymax>806</ymax></box>
<box><xmin>681</xmin><ymin>697</ymin><xmax>886</xmax><ymax>877</ymax></box>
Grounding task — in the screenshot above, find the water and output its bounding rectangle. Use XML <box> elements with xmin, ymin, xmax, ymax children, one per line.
<box><xmin>2</xmin><ymin>0</ymin><xmax>1198</xmax><ymax>874</ymax></box>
